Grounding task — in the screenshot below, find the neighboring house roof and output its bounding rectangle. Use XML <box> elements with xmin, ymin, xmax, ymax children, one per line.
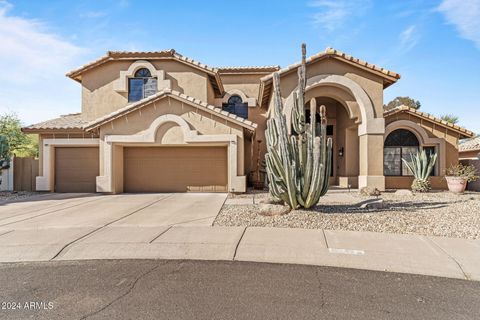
<box><xmin>83</xmin><ymin>89</ymin><xmax>258</xmax><ymax>132</ymax></box>
<box><xmin>384</xmin><ymin>106</ymin><xmax>475</xmax><ymax>139</ymax></box>
<box><xmin>258</xmin><ymin>47</ymin><xmax>401</xmax><ymax>108</ymax></box>
<box><xmin>459</xmin><ymin>136</ymin><xmax>480</xmax><ymax>152</ymax></box>
<box><xmin>217</xmin><ymin>65</ymin><xmax>280</xmax><ymax>74</ymax></box>
<box><xmin>66</xmin><ymin>50</ymin><xmax>224</xmax><ymax>96</ymax></box>
<box><xmin>22</xmin><ymin>113</ymin><xmax>88</xmax><ymax>133</ymax></box>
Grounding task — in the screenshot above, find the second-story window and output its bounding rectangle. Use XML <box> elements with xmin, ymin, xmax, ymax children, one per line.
<box><xmin>128</xmin><ymin>68</ymin><xmax>157</xmax><ymax>102</ymax></box>
<box><xmin>222</xmin><ymin>95</ymin><xmax>248</xmax><ymax>119</ymax></box>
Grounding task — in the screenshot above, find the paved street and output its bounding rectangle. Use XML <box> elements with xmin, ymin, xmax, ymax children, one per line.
<box><xmin>0</xmin><ymin>259</ymin><xmax>479</xmax><ymax>320</ymax></box>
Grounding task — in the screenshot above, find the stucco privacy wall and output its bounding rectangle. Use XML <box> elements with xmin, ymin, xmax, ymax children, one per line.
<box><xmin>81</xmin><ymin>60</ymin><xmax>211</xmax><ymax>120</ymax></box>
<box><xmin>95</xmin><ymin>96</ymin><xmax>246</xmax><ymax>193</ymax></box>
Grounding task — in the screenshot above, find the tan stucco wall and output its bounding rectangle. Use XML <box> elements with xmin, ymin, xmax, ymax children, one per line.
<box><xmin>386</xmin><ymin>176</ymin><xmax>447</xmax><ymax>190</ymax></box>
<box><xmin>97</xmin><ymin>97</ymin><xmax>245</xmax><ymax>193</ymax></box>
<box><xmin>217</xmin><ymin>73</ymin><xmax>268</xmax><ymax>182</ymax></box>
<box><xmin>220</xmin><ymin>74</ymin><xmax>263</xmax><ymax>99</ymax></box>
<box><xmin>81</xmin><ymin>60</ymin><xmax>211</xmax><ymax>121</ymax></box>
<box><xmin>275</xmin><ymin>59</ymin><xmax>385</xmax><ymax>118</ymax></box>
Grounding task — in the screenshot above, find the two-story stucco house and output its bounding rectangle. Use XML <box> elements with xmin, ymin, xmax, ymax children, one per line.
<box><xmin>23</xmin><ymin>48</ymin><xmax>474</xmax><ymax>193</ymax></box>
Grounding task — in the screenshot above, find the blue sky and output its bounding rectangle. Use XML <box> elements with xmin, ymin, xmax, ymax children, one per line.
<box><xmin>0</xmin><ymin>0</ymin><xmax>479</xmax><ymax>133</ymax></box>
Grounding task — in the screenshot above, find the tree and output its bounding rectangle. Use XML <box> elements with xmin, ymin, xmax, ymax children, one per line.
<box><xmin>384</xmin><ymin>96</ymin><xmax>421</xmax><ymax>111</ymax></box>
<box><xmin>0</xmin><ymin>113</ymin><xmax>38</xmax><ymax>157</ymax></box>
<box><xmin>440</xmin><ymin>114</ymin><xmax>459</xmax><ymax>125</ymax></box>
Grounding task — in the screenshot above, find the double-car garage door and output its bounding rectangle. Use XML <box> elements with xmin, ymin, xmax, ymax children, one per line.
<box><xmin>124</xmin><ymin>146</ymin><xmax>228</xmax><ymax>192</ymax></box>
<box><xmin>54</xmin><ymin>146</ymin><xmax>228</xmax><ymax>193</ymax></box>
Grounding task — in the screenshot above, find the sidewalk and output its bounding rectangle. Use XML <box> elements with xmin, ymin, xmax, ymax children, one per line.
<box><xmin>0</xmin><ymin>225</ymin><xmax>478</xmax><ymax>281</ymax></box>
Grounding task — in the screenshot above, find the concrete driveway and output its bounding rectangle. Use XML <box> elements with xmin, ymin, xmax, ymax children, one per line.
<box><xmin>0</xmin><ymin>193</ymin><xmax>227</xmax><ymax>261</ymax></box>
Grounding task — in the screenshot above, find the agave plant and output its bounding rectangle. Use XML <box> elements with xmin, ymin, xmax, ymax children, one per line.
<box><xmin>402</xmin><ymin>148</ymin><xmax>437</xmax><ymax>192</ymax></box>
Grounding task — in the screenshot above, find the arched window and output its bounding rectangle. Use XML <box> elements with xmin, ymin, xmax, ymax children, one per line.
<box><xmin>128</xmin><ymin>68</ymin><xmax>157</xmax><ymax>102</ymax></box>
<box><xmin>222</xmin><ymin>95</ymin><xmax>248</xmax><ymax>119</ymax></box>
<box><xmin>384</xmin><ymin>129</ymin><xmax>419</xmax><ymax>176</ymax></box>
<box><xmin>134</xmin><ymin>68</ymin><xmax>151</xmax><ymax>78</ymax></box>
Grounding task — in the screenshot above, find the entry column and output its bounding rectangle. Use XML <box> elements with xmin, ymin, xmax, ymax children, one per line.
<box><xmin>358</xmin><ymin>133</ymin><xmax>385</xmax><ymax>191</ymax></box>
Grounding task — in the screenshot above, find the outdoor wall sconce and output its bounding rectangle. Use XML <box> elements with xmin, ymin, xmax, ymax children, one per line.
<box><xmin>338</xmin><ymin>147</ymin><xmax>344</xmax><ymax>157</ymax></box>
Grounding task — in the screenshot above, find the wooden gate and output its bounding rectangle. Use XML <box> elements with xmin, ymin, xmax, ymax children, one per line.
<box><xmin>13</xmin><ymin>157</ymin><xmax>39</xmax><ymax>192</ymax></box>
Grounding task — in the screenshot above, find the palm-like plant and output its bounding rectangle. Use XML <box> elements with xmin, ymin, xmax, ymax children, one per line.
<box><xmin>402</xmin><ymin>148</ymin><xmax>437</xmax><ymax>192</ymax></box>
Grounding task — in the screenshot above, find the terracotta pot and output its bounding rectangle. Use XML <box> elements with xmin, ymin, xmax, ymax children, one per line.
<box><xmin>445</xmin><ymin>176</ymin><xmax>467</xmax><ymax>194</ymax></box>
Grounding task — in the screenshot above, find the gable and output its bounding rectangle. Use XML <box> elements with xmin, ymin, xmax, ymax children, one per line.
<box><xmin>98</xmin><ymin>94</ymin><xmax>244</xmax><ymax>140</ymax></box>
<box><xmin>85</xmin><ymin>89</ymin><xmax>257</xmax><ymax>133</ymax></box>
<box><xmin>67</xmin><ymin>50</ymin><xmax>224</xmax><ymax>97</ymax></box>
<box><xmin>384</xmin><ymin>106</ymin><xmax>474</xmax><ymax>139</ymax></box>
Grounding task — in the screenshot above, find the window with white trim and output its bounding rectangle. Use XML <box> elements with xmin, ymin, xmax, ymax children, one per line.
<box><xmin>128</xmin><ymin>68</ymin><xmax>157</xmax><ymax>102</ymax></box>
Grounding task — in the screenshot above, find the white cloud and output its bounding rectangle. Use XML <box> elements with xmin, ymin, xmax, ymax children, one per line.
<box><xmin>399</xmin><ymin>25</ymin><xmax>420</xmax><ymax>52</ymax></box>
<box><xmin>437</xmin><ymin>0</ymin><xmax>480</xmax><ymax>48</ymax></box>
<box><xmin>309</xmin><ymin>0</ymin><xmax>372</xmax><ymax>31</ymax></box>
<box><xmin>0</xmin><ymin>1</ymin><xmax>87</xmax><ymax>125</ymax></box>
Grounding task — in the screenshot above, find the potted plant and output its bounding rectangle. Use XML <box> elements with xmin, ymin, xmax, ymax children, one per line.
<box><xmin>445</xmin><ymin>164</ymin><xmax>479</xmax><ymax>194</ymax></box>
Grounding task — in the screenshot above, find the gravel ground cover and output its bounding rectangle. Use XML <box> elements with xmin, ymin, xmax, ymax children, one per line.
<box><xmin>0</xmin><ymin>191</ymin><xmax>43</xmax><ymax>203</ymax></box>
<box><xmin>214</xmin><ymin>190</ymin><xmax>480</xmax><ymax>239</ymax></box>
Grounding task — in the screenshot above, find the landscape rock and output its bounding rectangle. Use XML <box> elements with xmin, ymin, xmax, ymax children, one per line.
<box><xmin>395</xmin><ymin>189</ymin><xmax>414</xmax><ymax>196</ymax></box>
<box><xmin>258</xmin><ymin>203</ymin><xmax>291</xmax><ymax>216</ymax></box>
<box><xmin>258</xmin><ymin>197</ymin><xmax>284</xmax><ymax>205</ymax></box>
<box><xmin>359</xmin><ymin>199</ymin><xmax>384</xmax><ymax>209</ymax></box>
<box><xmin>359</xmin><ymin>187</ymin><xmax>381</xmax><ymax>197</ymax></box>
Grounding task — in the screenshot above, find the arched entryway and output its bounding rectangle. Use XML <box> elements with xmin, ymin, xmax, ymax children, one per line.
<box><xmin>304</xmin><ymin>96</ymin><xmax>359</xmax><ymax>187</ymax></box>
<box><xmin>284</xmin><ymin>74</ymin><xmax>386</xmax><ymax>190</ymax></box>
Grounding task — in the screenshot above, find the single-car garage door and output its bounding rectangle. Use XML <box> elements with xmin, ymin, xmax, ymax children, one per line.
<box><xmin>55</xmin><ymin>147</ymin><xmax>99</xmax><ymax>192</ymax></box>
<box><xmin>124</xmin><ymin>147</ymin><xmax>228</xmax><ymax>192</ymax></box>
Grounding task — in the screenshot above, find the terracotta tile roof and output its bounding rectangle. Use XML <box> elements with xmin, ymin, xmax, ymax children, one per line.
<box><xmin>217</xmin><ymin>65</ymin><xmax>280</xmax><ymax>73</ymax></box>
<box><xmin>67</xmin><ymin>49</ymin><xmax>217</xmax><ymax>78</ymax></box>
<box><xmin>459</xmin><ymin>136</ymin><xmax>480</xmax><ymax>152</ymax></box>
<box><xmin>384</xmin><ymin>106</ymin><xmax>475</xmax><ymax>138</ymax></box>
<box><xmin>261</xmin><ymin>47</ymin><xmax>400</xmax><ymax>82</ymax></box>
<box><xmin>22</xmin><ymin>113</ymin><xmax>88</xmax><ymax>132</ymax></box>
<box><xmin>258</xmin><ymin>47</ymin><xmax>401</xmax><ymax>108</ymax></box>
<box><xmin>66</xmin><ymin>50</ymin><xmax>224</xmax><ymax>96</ymax></box>
<box><xmin>84</xmin><ymin>89</ymin><xmax>258</xmax><ymax>132</ymax></box>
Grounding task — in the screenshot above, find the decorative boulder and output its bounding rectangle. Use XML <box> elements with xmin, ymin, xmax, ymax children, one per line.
<box><xmin>359</xmin><ymin>187</ymin><xmax>381</xmax><ymax>197</ymax></box>
<box><xmin>258</xmin><ymin>203</ymin><xmax>291</xmax><ymax>216</ymax></box>
<box><xmin>359</xmin><ymin>199</ymin><xmax>384</xmax><ymax>209</ymax></box>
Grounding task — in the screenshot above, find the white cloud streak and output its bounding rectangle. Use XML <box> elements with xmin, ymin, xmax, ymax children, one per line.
<box><xmin>309</xmin><ymin>0</ymin><xmax>372</xmax><ymax>31</ymax></box>
<box><xmin>437</xmin><ymin>0</ymin><xmax>480</xmax><ymax>48</ymax></box>
<box><xmin>399</xmin><ymin>25</ymin><xmax>420</xmax><ymax>53</ymax></box>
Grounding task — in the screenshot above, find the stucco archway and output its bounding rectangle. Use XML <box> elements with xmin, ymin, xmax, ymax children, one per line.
<box><xmin>284</xmin><ymin>74</ymin><xmax>384</xmax><ymax>136</ymax></box>
<box><xmin>282</xmin><ymin>74</ymin><xmax>386</xmax><ymax>190</ymax></box>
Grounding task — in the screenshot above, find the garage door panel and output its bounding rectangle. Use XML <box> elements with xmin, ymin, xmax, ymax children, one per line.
<box><xmin>124</xmin><ymin>147</ymin><xmax>228</xmax><ymax>193</ymax></box>
<box><xmin>55</xmin><ymin>147</ymin><xmax>99</xmax><ymax>193</ymax></box>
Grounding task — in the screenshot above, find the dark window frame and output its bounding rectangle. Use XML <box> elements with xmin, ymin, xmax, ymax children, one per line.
<box><xmin>383</xmin><ymin>129</ymin><xmax>437</xmax><ymax>177</ymax></box>
<box><xmin>128</xmin><ymin>68</ymin><xmax>157</xmax><ymax>102</ymax></box>
<box><xmin>222</xmin><ymin>95</ymin><xmax>248</xmax><ymax>119</ymax></box>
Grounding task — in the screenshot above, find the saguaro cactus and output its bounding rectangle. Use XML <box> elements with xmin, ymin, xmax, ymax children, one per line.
<box><xmin>265</xmin><ymin>44</ymin><xmax>333</xmax><ymax>209</ymax></box>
